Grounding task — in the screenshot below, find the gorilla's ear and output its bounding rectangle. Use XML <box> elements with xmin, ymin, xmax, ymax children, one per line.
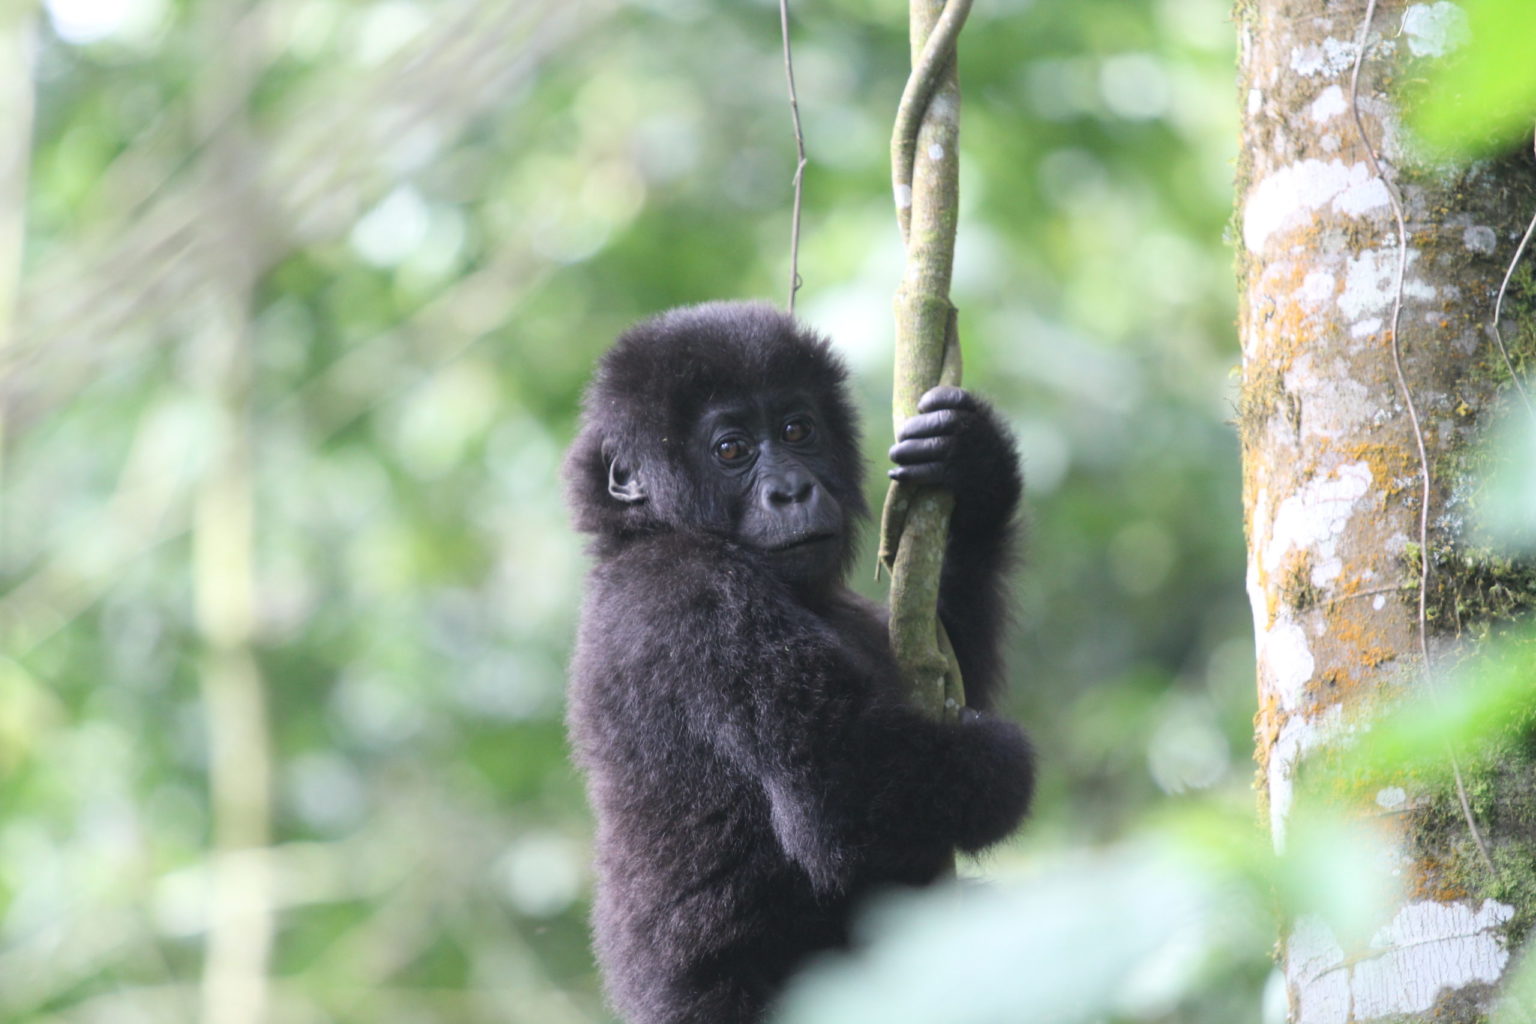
<box><xmin>604</xmin><ymin>443</ymin><xmax>646</xmax><ymax>504</ymax></box>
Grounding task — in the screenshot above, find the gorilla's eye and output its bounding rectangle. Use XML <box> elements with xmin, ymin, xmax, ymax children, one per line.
<box><xmin>781</xmin><ymin>418</ymin><xmax>813</xmax><ymax>444</ymax></box>
<box><xmin>715</xmin><ymin>438</ymin><xmax>752</xmax><ymax>463</ymax></box>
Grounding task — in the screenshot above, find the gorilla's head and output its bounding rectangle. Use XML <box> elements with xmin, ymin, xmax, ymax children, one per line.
<box><xmin>565</xmin><ymin>301</ymin><xmax>868</xmax><ymax>585</ymax></box>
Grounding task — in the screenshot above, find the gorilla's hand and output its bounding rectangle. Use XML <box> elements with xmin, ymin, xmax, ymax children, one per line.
<box><xmin>887</xmin><ymin>385</ymin><xmax>1024</xmax><ymax>713</ymax></box>
<box><xmin>888</xmin><ymin>383</ymin><xmax>1005</xmax><ymax>476</ymax></box>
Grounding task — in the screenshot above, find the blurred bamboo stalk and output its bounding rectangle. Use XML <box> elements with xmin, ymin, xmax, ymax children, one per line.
<box><xmin>194</xmin><ymin>241</ymin><xmax>274</xmax><ymax>1024</ymax></box>
<box><xmin>194</xmin><ymin>5</ymin><xmax>273</xmax><ymax>1022</ymax></box>
<box><xmin>0</xmin><ymin>0</ymin><xmax>31</xmax><ymax>334</ymax></box>
<box><xmin>0</xmin><ymin>0</ymin><xmax>36</xmax><ymax>567</ymax></box>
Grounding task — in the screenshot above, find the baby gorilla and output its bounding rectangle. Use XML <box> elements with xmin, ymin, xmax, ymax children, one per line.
<box><xmin>564</xmin><ymin>301</ymin><xmax>1034</xmax><ymax>1024</ymax></box>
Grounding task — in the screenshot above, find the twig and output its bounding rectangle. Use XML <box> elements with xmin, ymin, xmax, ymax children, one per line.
<box><xmin>1348</xmin><ymin>0</ymin><xmax>1495</xmax><ymax>876</ymax></box>
<box><xmin>778</xmin><ymin>0</ymin><xmax>807</xmax><ymax>314</ymax></box>
<box><xmin>1318</xmin><ymin>584</ymin><xmax>1412</xmax><ymax>608</ymax></box>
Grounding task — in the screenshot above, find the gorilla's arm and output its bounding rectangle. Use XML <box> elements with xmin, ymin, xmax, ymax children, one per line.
<box><xmin>631</xmin><ymin>546</ymin><xmax>1032</xmax><ymax>893</ymax></box>
<box><xmin>736</xmin><ymin>673</ymin><xmax>1033</xmax><ymax>893</ymax></box>
<box><xmin>888</xmin><ymin>386</ymin><xmax>1023</xmax><ymax>711</ymax></box>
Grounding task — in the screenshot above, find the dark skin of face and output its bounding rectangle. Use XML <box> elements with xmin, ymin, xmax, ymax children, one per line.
<box><xmin>691</xmin><ymin>393</ymin><xmax>845</xmax><ymax>586</ymax></box>
<box><xmin>695</xmin><ymin>385</ymin><xmax>981</xmax><ymax>589</ymax></box>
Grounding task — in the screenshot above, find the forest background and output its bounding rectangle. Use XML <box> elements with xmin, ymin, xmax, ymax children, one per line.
<box><xmin>3</xmin><ymin>0</ymin><xmax>1531</xmax><ymax>1022</ymax></box>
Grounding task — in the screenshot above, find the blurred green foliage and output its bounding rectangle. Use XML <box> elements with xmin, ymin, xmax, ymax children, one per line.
<box><xmin>3</xmin><ymin>0</ymin><xmax>1270</xmax><ymax>1020</ymax></box>
<box><xmin>1411</xmin><ymin>0</ymin><xmax>1536</xmax><ymax>157</ymax></box>
<box><xmin>777</xmin><ymin>620</ymin><xmax>1536</xmax><ymax>1024</ymax></box>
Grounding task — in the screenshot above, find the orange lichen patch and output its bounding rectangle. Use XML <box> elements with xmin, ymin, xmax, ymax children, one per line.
<box><xmin>1303</xmin><ymin>666</ymin><xmax>1349</xmax><ymax>704</ymax></box>
<box><xmin>1359</xmin><ymin>646</ymin><xmax>1397</xmax><ymax>668</ymax></box>
<box><xmin>1327</xmin><ymin>596</ymin><xmax>1386</xmax><ymax>641</ymax></box>
<box><xmin>1249</xmin><ymin>245</ymin><xmax>1333</xmax><ymax>353</ymax></box>
<box><xmin>1326</xmin><ymin>440</ymin><xmax>1418</xmax><ymax>501</ymax></box>
<box><xmin>1253</xmin><ymin>690</ymin><xmax>1284</xmax><ymax>776</ymax></box>
<box><xmin>1409</xmin><ymin>853</ymin><xmax>1473</xmax><ymax>903</ymax></box>
<box><xmin>1320</xmin><ymin>613</ymin><xmax>1399</xmax><ymax>691</ymax></box>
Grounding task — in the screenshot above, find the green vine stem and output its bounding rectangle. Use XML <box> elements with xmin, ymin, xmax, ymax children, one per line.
<box><xmin>880</xmin><ymin>0</ymin><xmax>971</xmax><ymax>720</ymax></box>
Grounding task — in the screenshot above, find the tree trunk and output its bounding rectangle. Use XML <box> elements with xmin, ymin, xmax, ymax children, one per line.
<box><xmin>1237</xmin><ymin>1</ymin><xmax>1536</xmax><ymax>1021</ymax></box>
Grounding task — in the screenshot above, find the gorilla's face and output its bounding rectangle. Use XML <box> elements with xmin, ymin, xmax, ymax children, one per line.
<box><xmin>568</xmin><ymin>302</ymin><xmax>866</xmax><ymax>587</ymax></box>
<box><xmin>690</xmin><ymin>392</ymin><xmax>845</xmax><ymax>585</ymax></box>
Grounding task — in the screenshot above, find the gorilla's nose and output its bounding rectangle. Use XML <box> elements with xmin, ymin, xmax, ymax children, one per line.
<box><xmin>764</xmin><ymin>471</ymin><xmax>815</xmax><ymax>507</ymax></box>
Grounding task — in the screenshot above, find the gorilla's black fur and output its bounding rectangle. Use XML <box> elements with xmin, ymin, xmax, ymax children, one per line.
<box><xmin>565</xmin><ymin>301</ymin><xmax>1034</xmax><ymax>1024</ymax></box>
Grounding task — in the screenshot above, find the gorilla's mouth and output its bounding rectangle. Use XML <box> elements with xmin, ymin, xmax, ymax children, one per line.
<box><xmin>769</xmin><ymin>532</ymin><xmax>837</xmax><ymax>553</ymax></box>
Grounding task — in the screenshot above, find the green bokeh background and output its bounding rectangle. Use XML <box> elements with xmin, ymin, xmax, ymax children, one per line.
<box><xmin>3</xmin><ymin>0</ymin><xmax>1272</xmax><ymax>1020</ymax></box>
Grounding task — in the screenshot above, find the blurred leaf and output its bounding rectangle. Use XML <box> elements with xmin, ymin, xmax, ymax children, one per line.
<box><xmin>774</xmin><ymin>847</ymin><xmax>1236</xmax><ymax>1024</ymax></box>
<box><xmin>1333</xmin><ymin>625</ymin><xmax>1536</xmax><ymax>782</ymax></box>
<box><xmin>1412</xmin><ymin>0</ymin><xmax>1536</xmax><ymax>156</ymax></box>
<box><xmin>1481</xmin><ymin>408</ymin><xmax>1536</xmax><ymax>550</ymax></box>
<box><xmin>1494</xmin><ymin>944</ymin><xmax>1536</xmax><ymax>1024</ymax></box>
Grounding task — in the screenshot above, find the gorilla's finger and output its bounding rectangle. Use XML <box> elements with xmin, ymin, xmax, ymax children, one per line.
<box><xmin>887</xmin><ymin>463</ymin><xmax>947</xmax><ymax>485</ymax></box>
<box><xmin>896</xmin><ymin>409</ymin><xmax>963</xmax><ymax>441</ymax></box>
<box><xmin>889</xmin><ymin>436</ymin><xmax>953</xmax><ymax>465</ymax></box>
<box><xmin>917</xmin><ymin>385</ymin><xmax>975</xmax><ymax>414</ymax></box>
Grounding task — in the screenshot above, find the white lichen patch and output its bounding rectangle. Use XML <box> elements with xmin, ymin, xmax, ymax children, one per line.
<box><xmin>1243</xmin><ymin>160</ymin><xmax>1390</xmax><ymax>252</ymax></box>
<box><xmin>926</xmin><ymin>93</ymin><xmax>958</xmax><ymax>124</ymax></box>
<box><xmin>1311</xmin><ymin>555</ymin><xmax>1343</xmax><ymax>588</ymax></box>
<box><xmin>1308</xmin><ymin>85</ymin><xmax>1347</xmax><ymax>123</ymax></box>
<box><xmin>927</xmin><ymin>143</ymin><xmax>945</xmax><ymax>161</ymax></box>
<box><xmin>1263</xmin><ymin>461</ymin><xmax>1374</xmax><ymax>578</ymax></box>
<box><xmin>1376</xmin><ymin>786</ymin><xmax>1407</xmax><ymax>809</ymax></box>
<box><xmin>1262</xmin><ymin>618</ymin><xmax>1315</xmax><ymax>712</ymax></box>
<box><xmin>1290</xmin><ymin>915</ymin><xmax>1350</xmax><ymax>1024</ymax></box>
<box><xmin>1248</xmin><ymin>88</ymin><xmax>1263</xmax><ymax>115</ymax></box>
<box><xmin>1351</xmin><ymin>317</ymin><xmax>1383</xmax><ymax>339</ymax></box>
<box><xmin>1402</xmin><ymin>2</ymin><xmax>1472</xmax><ymax>59</ymax></box>
<box><xmin>1463</xmin><ymin>224</ymin><xmax>1497</xmax><ymax>254</ymax></box>
<box><xmin>1289</xmin><ymin>38</ymin><xmax>1357</xmax><ymax>79</ymax></box>
<box><xmin>1339</xmin><ymin>248</ymin><xmax>1438</xmax><ymax>321</ymax></box>
<box><xmin>894</xmin><ymin>184</ymin><xmax>913</xmax><ymax>210</ymax></box>
<box><xmin>1267</xmin><ymin>707</ymin><xmax>1342</xmax><ymax>852</ymax></box>
<box><xmin>1285</xmin><ymin>355</ymin><xmax>1372</xmax><ymax>442</ymax></box>
<box><xmin>1354</xmin><ymin>901</ymin><xmax>1515</xmax><ymax>1016</ymax></box>
<box><xmin>1290</xmin><ymin>901</ymin><xmax>1515</xmax><ymax>1024</ymax></box>
<box><xmin>1298</xmin><ymin>271</ymin><xmax>1336</xmax><ymax>309</ymax></box>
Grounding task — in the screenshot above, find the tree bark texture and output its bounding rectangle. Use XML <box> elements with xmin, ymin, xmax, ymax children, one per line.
<box><xmin>1237</xmin><ymin>2</ymin><xmax>1536</xmax><ymax>1021</ymax></box>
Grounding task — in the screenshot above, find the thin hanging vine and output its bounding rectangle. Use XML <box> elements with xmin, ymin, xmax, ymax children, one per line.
<box><xmin>1347</xmin><ymin>0</ymin><xmax>1494</xmax><ymax>874</ymax></box>
<box><xmin>778</xmin><ymin>0</ymin><xmax>808</xmax><ymax>314</ymax></box>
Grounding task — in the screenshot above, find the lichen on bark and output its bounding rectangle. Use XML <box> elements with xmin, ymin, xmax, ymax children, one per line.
<box><xmin>1237</xmin><ymin>1</ymin><xmax>1536</xmax><ymax>1020</ymax></box>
